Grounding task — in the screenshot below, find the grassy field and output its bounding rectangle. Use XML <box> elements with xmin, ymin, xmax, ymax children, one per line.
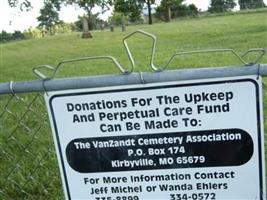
<box><xmin>1</xmin><ymin>10</ymin><xmax>267</xmax><ymax>81</ymax></box>
<box><xmin>0</xmin><ymin>10</ymin><xmax>267</xmax><ymax>199</ymax></box>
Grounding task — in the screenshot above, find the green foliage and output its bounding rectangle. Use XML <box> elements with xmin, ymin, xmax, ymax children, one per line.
<box><xmin>8</xmin><ymin>0</ymin><xmax>111</xmax><ymax>31</ymax></box>
<box><xmin>0</xmin><ymin>30</ymin><xmax>25</xmax><ymax>43</ymax></box>
<box><xmin>108</xmin><ymin>12</ymin><xmax>127</xmax><ymax>25</ymax></box>
<box><xmin>114</xmin><ymin>0</ymin><xmax>144</xmax><ymax>22</ymax></box>
<box><xmin>171</xmin><ymin>3</ymin><xmax>198</xmax><ymax>17</ymax></box>
<box><xmin>155</xmin><ymin>0</ymin><xmax>198</xmax><ymax>21</ymax></box>
<box><xmin>37</xmin><ymin>1</ymin><xmax>60</xmax><ymax>35</ymax></box>
<box><xmin>0</xmin><ymin>31</ymin><xmax>12</xmax><ymax>43</ymax></box>
<box><xmin>160</xmin><ymin>0</ymin><xmax>184</xmax><ymax>8</ymax></box>
<box><xmin>113</xmin><ymin>0</ymin><xmax>156</xmax><ymax>24</ymax></box>
<box><xmin>23</xmin><ymin>28</ymin><xmax>43</xmax><ymax>39</ymax></box>
<box><xmin>89</xmin><ymin>13</ymin><xmax>107</xmax><ymax>30</ymax></box>
<box><xmin>53</xmin><ymin>21</ymin><xmax>76</xmax><ymax>33</ymax></box>
<box><xmin>208</xmin><ymin>0</ymin><xmax>236</xmax><ymax>13</ymax></box>
<box><xmin>74</xmin><ymin>19</ymin><xmax>83</xmax><ymax>32</ymax></box>
<box><xmin>50</xmin><ymin>0</ymin><xmax>63</xmax><ymax>10</ymax></box>
<box><xmin>74</xmin><ymin>14</ymin><xmax>107</xmax><ymax>31</ymax></box>
<box><xmin>187</xmin><ymin>4</ymin><xmax>198</xmax><ymax>16</ymax></box>
<box><xmin>8</xmin><ymin>0</ymin><xmax>32</xmax><ymax>11</ymax></box>
<box><xmin>12</xmin><ymin>30</ymin><xmax>26</xmax><ymax>40</ymax></box>
<box><xmin>0</xmin><ymin>24</ymin><xmax>75</xmax><ymax>44</ymax></box>
<box><xmin>66</xmin><ymin>0</ymin><xmax>112</xmax><ymax>30</ymax></box>
<box><xmin>23</xmin><ymin>23</ymin><xmax>75</xmax><ymax>39</ymax></box>
<box><xmin>239</xmin><ymin>0</ymin><xmax>266</xmax><ymax>9</ymax></box>
<box><xmin>144</xmin><ymin>0</ymin><xmax>154</xmax><ymax>24</ymax></box>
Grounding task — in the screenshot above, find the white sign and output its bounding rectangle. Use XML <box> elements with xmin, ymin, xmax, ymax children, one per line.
<box><xmin>45</xmin><ymin>76</ymin><xmax>265</xmax><ymax>200</ymax></box>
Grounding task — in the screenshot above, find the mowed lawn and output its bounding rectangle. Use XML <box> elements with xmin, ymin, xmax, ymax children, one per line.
<box><xmin>0</xmin><ymin>10</ymin><xmax>267</xmax><ymax>199</ymax></box>
<box><xmin>1</xmin><ymin>10</ymin><xmax>267</xmax><ymax>81</ymax></box>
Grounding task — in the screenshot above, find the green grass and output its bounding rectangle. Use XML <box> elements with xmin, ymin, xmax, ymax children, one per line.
<box><xmin>1</xmin><ymin>10</ymin><xmax>267</xmax><ymax>81</ymax></box>
<box><xmin>0</xmin><ymin>10</ymin><xmax>267</xmax><ymax>199</ymax></box>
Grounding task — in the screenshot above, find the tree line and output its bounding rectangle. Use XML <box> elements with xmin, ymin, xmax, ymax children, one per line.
<box><xmin>208</xmin><ymin>0</ymin><xmax>265</xmax><ymax>13</ymax></box>
<box><xmin>0</xmin><ymin>22</ymin><xmax>76</xmax><ymax>43</ymax></box>
<box><xmin>2</xmin><ymin>0</ymin><xmax>266</xmax><ymax>42</ymax></box>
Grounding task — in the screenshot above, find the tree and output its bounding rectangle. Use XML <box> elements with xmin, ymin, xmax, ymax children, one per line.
<box><xmin>8</xmin><ymin>0</ymin><xmax>63</xmax><ymax>10</ymax></box>
<box><xmin>187</xmin><ymin>4</ymin><xmax>198</xmax><ymax>16</ymax></box>
<box><xmin>209</xmin><ymin>0</ymin><xmax>224</xmax><ymax>12</ymax></box>
<box><xmin>114</xmin><ymin>0</ymin><xmax>144</xmax><ymax>23</ymax></box>
<box><xmin>156</xmin><ymin>0</ymin><xmax>185</xmax><ymax>22</ymax></box>
<box><xmin>9</xmin><ymin>0</ymin><xmax>111</xmax><ymax>30</ymax></box>
<box><xmin>8</xmin><ymin>0</ymin><xmax>32</xmax><ymax>11</ymax></box>
<box><xmin>108</xmin><ymin>12</ymin><xmax>127</xmax><ymax>25</ymax></box>
<box><xmin>65</xmin><ymin>0</ymin><xmax>112</xmax><ymax>30</ymax></box>
<box><xmin>145</xmin><ymin>0</ymin><xmax>154</xmax><ymax>25</ymax></box>
<box><xmin>159</xmin><ymin>0</ymin><xmax>174</xmax><ymax>22</ymax></box>
<box><xmin>170</xmin><ymin>3</ymin><xmax>198</xmax><ymax>17</ymax></box>
<box><xmin>239</xmin><ymin>0</ymin><xmax>265</xmax><ymax>9</ymax></box>
<box><xmin>114</xmin><ymin>0</ymin><xmax>155</xmax><ymax>24</ymax></box>
<box><xmin>37</xmin><ymin>1</ymin><xmax>60</xmax><ymax>35</ymax></box>
<box><xmin>0</xmin><ymin>31</ymin><xmax>12</xmax><ymax>42</ymax></box>
<box><xmin>12</xmin><ymin>30</ymin><xmax>26</xmax><ymax>40</ymax></box>
<box><xmin>208</xmin><ymin>0</ymin><xmax>236</xmax><ymax>13</ymax></box>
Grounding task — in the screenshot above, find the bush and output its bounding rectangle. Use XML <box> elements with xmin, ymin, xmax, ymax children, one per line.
<box><xmin>108</xmin><ymin>12</ymin><xmax>127</xmax><ymax>25</ymax></box>
<box><xmin>0</xmin><ymin>31</ymin><xmax>12</xmax><ymax>42</ymax></box>
<box><xmin>155</xmin><ymin>3</ymin><xmax>199</xmax><ymax>21</ymax></box>
<box><xmin>12</xmin><ymin>31</ymin><xmax>26</xmax><ymax>40</ymax></box>
<box><xmin>0</xmin><ymin>30</ymin><xmax>26</xmax><ymax>43</ymax></box>
<box><xmin>23</xmin><ymin>28</ymin><xmax>43</xmax><ymax>39</ymax></box>
<box><xmin>0</xmin><ymin>22</ymin><xmax>75</xmax><ymax>43</ymax></box>
<box><xmin>53</xmin><ymin>22</ymin><xmax>75</xmax><ymax>34</ymax></box>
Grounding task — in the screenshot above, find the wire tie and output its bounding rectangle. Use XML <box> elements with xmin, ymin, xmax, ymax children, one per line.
<box><xmin>139</xmin><ymin>72</ymin><xmax>145</xmax><ymax>84</ymax></box>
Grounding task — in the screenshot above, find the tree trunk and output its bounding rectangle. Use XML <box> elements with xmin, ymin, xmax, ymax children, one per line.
<box><xmin>147</xmin><ymin>0</ymin><xmax>152</xmax><ymax>25</ymax></box>
<box><xmin>88</xmin><ymin>11</ymin><xmax>93</xmax><ymax>31</ymax></box>
<box><xmin>165</xmin><ymin>6</ymin><xmax>171</xmax><ymax>22</ymax></box>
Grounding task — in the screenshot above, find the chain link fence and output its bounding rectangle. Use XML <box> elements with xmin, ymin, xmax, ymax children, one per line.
<box><xmin>0</xmin><ymin>70</ymin><xmax>266</xmax><ymax>199</ymax></box>
<box><xmin>0</xmin><ymin>30</ymin><xmax>266</xmax><ymax>199</ymax></box>
<box><xmin>0</xmin><ymin>92</ymin><xmax>64</xmax><ymax>199</ymax></box>
<box><xmin>153</xmin><ymin>4</ymin><xmax>266</xmax><ymax>21</ymax></box>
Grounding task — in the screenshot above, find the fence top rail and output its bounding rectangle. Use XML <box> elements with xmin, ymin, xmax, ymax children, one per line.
<box><xmin>0</xmin><ymin>64</ymin><xmax>267</xmax><ymax>95</ymax></box>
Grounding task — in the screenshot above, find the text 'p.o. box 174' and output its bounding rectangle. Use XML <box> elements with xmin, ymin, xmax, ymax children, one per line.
<box><xmin>45</xmin><ymin>75</ymin><xmax>266</xmax><ymax>200</ymax></box>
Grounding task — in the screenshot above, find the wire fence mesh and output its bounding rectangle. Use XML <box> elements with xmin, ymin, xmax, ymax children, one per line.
<box><xmin>0</xmin><ymin>76</ymin><xmax>266</xmax><ymax>199</ymax></box>
<box><xmin>0</xmin><ymin>92</ymin><xmax>64</xmax><ymax>199</ymax></box>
